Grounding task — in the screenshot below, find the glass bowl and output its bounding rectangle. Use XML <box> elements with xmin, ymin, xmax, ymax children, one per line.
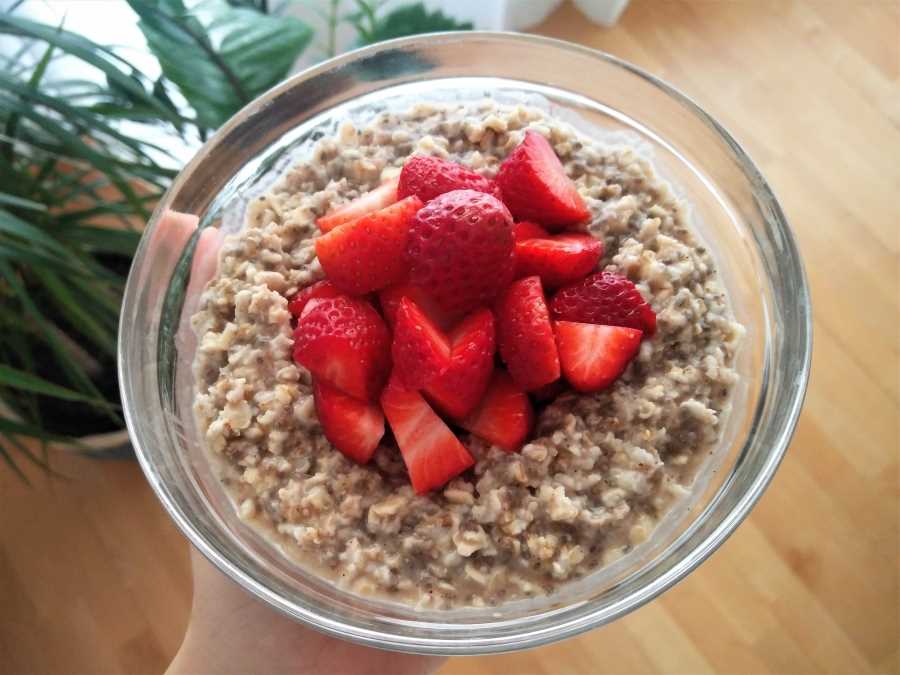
<box><xmin>118</xmin><ymin>32</ymin><xmax>812</xmax><ymax>655</ymax></box>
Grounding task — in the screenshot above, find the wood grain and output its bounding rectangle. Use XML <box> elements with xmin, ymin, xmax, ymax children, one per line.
<box><xmin>1</xmin><ymin>1</ymin><xmax>897</xmax><ymax>673</ymax></box>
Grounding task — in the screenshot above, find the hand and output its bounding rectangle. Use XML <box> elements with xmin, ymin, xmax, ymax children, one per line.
<box><xmin>167</xmin><ymin>549</ymin><xmax>447</xmax><ymax>675</ymax></box>
<box><xmin>155</xmin><ymin>211</ymin><xmax>445</xmax><ymax>674</ymax></box>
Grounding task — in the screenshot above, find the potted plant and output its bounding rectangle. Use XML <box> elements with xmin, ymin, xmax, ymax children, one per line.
<box><xmin>0</xmin><ymin>0</ymin><xmax>471</xmax><ymax>477</ymax></box>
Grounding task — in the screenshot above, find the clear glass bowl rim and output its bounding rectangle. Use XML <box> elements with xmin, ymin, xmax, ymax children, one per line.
<box><xmin>119</xmin><ymin>31</ymin><xmax>813</xmax><ymax>654</ymax></box>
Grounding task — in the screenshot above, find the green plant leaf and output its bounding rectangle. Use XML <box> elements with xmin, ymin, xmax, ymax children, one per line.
<box><xmin>0</xmin><ymin>364</ymin><xmax>113</xmax><ymax>405</ymax></box>
<box><xmin>2</xmin><ymin>31</ymin><xmax>55</xmax><ymax>159</ymax></box>
<box><xmin>0</xmin><ymin>444</ymin><xmax>28</xmax><ymax>484</ymax></box>
<box><xmin>128</xmin><ymin>0</ymin><xmax>312</xmax><ymax>129</ymax></box>
<box><xmin>0</xmin><ymin>13</ymin><xmax>185</xmax><ymax>128</ymax></box>
<box><xmin>55</xmin><ymin>225</ymin><xmax>142</xmax><ymax>257</ymax></box>
<box><xmin>30</xmin><ymin>269</ymin><xmax>118</xmax><ymax>358</ymax></box>
<box><xmin>354</xmin><ymin>2</ymin><xmax>472</xmax><ymax>45</ymax></box>
<box><xmin>0</xmin><ymin>192</ymin><xmax>47</xmax><ymax>211</ymax></box>
<box><xmin>0</xmin><ymin>261</ymin><xmax>122</xmax><ymax>427</ymax></box>
<box><xmin>0</xmin><ymin>431</ymin><xmax>66</xmax><ymax>479</ymax></box>
<box><xmin>0</xmin><ymin>417</ymin><xmax>88</xmax><ymax>447</ymax></box>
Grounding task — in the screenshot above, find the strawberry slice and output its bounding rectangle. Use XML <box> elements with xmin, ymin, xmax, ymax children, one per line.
<box><xmin>293</xmin><ymin>295</ymin><xmax>391</xmax><ymax>401</ymax></box>
<box><xmin>555</xmin><ymin>321</ymin><xmax>642</xmax><ymax>393</ymax></box>
<box><xmin>513</xmin><ymin>220</ymin><xmax>550</xmax><ymax>242</ymax></box>
<box><xmin>391</xmin><ymin>297</ymin><xmax>452</xmax><ymax>389</ymax></box>
<box><xmin>378</xmin><ymin>282</ymin><xmax>459</xmax><ymax>332</ymax></box>
<box><xmin>550</xmin><ymin>271</ymin><xmax>657</xmax><ymax>335</ymax></box>
<box><xmin>313</xmin><ymin>380</ymin><xmax>384</xmax><ymax>463</ymax></box>
<box><xmin>315</xmin><ymin>195</ymin><xmax>422</xmax><ymax>295</ymax></box>
<box><xmin>317</xmin><ymin>177</ymin><xmax>399</xmax><ymax>233</ymax></box>
<box><xmin>496</xmin><ymin>130</ymin><xmax>590</xmax><ymax>229</ymax></box>
<box><xmin>514</xmin><ymin>234</ymin><xmax>603</xmax><ymax>289</ymax></box>
<box><xmin>398</xmin><ymin>155</ymin><xmax>502</xmax><ymax>203</ymax></box>
<box><xmin>380</xmin><ymin>375</ymin><xmax>475</xmax><ymax>494</ymax></box>
<box><xmin>460</xmin><ymin>370</ymin><xmax>533</xmax><ymax>452</ymax></box>
<box><xmin>495</xmin><ymin>276</ymin><xmax>560</xmax><ymax>391</ymax></box>
<box><xmin>424</xmin><ymin>308</ymin><xmax>496</xmax><ymax>419</ymax></box>
<box><xmin>287</xmin><ymin>280</ymin><xmax>342</xmax><ymax>318</ymax></box>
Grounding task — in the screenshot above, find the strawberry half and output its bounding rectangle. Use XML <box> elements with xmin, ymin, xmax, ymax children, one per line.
<box><xmin>292</xmin><ymin>295</ymin><xmax>391</xmax><ymax>401</ymax></box>
<box><xmin>460</xmin><ymin>370</ymin><xmax>533</xmax><ymax>453</ymax></box>
<box><xmin>425</xmin><ymin>308</ymin><xmax>496</xmax><ymax>419</ymax></box>
<box><xmin>514</xmin><ymin>234</ymin><xmax>603</xmax><ymax>289</ymax></box>
<box><xmin>555</xmin><ymin>321</ymin><xmax>642</xmax><ymax>393</ymax></box>
<box><xmin>513</xmin><ymin>220</ymin><xmax>550</xmax><ymax>242</ymax></box>
<box><xmin>317</xmin><ymin>177</ymin><xmax>399</xmax><ymax>233</ymax></box>
<box><xmin>380</xmin><ymin>375</ymin><xmax>475</xmax><ymax>494</ymax></box>
<box><xmin>313</xmin><ymin>380</ymin><xmax>384</xmax><ymax>463</ymax></box>
<box><xmin>550</xmin><ymin>271</ymin><xmax>657</xmax><ymax>335</ymax></box>
<box><xmin>495</xmin><ymin>276</ymin><xmax>560</xmax><ymax>391</ymax></box>
<box><xmin>287</xmin><ymin>280</ymin><xmax>342</xmax><ymax>318</ymax></box>
<box><xmin>391</xmin><ymin>297</ymin><xmax>452</xmax><ymax>389</ymax></box>
<box><xmin>315</xmin><ymin>195</ymin><xmax>422</xmax><ymax>295</ymax></box>
<box><xmin>398</xmin><ymin>155</ymin><xmax>501</xmax><ymax>203</ymax></box>
<box><xmin>408</xmin><ymin>189</ymin><xmax>515</xmax><ymax>316</ymax></box>
<box><xmin>496</xmin><ymin>130</ymin><xmax>590</xmax><ymax>229</ymax></box>
<box><xmin>378</xmin><ymin>282</ymin><xmax>459</xmax><ymax>332</ymax></box>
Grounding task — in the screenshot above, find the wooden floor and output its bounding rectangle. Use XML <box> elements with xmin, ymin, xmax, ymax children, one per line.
<box><xmin>2</xmin><ymin>1</ymin><xmax>898</xmax><ymax>673</ymax></box>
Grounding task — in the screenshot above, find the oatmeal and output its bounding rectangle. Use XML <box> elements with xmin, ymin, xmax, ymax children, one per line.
<box><xmin>191</xmin><ymin>100</ymin><xmax>744</xmax><ymax>608</ymax></box>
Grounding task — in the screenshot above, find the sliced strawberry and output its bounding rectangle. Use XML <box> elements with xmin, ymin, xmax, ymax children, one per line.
<box><xmin>513</xmin><ymin>220</ymin><xmax>550</xmax><ymax>242</ymax></box>
<box><xmin>408</xmin><ymin>189</ymin><xmax>515</xmax><ymax>316</ymax></box>
<box><xmin>550</xmin><ymin>271</ymin><xmax>657</xmax><ymax>335</ymax></box>
<box><xmin>315</xmin><ymin>196</ymin><xmax>422</xmax><ymax>295</ymax></box>
<box><xmin>555</xmin><ymin>321</ymin><xmax>642</xmax><ymax>393</ymax></box>
<box><xmin>514</xmin><ymin>233</ymin><xmax>603</xmax><ymax>289</ymax></box>
<box><xmin>495</xmin><ymin>276</ymin><xmax>560</xmax><ymax>391</ymax></box>
<box><xmin>460</xmin><ymin>370</ymin><xmax>533</xmax><ymax>452</ymax></box>
<box><xmin>496</xmin><ymin>130</ymin><xmax>590</xmax><ymax>229</ymax></box>
<box><xmin>293</xmin><ymin>295</ymin><xmax>391</xmax><ymax>401</ymax></box>
<box><xmin>313</xmin><ymin>380</ymin><xmax>384</xmax><ymax>463</ymax></box>
<box><xmin>317</xmin><ymin>177</ymin><xmax>399</xmax><ymax>233</ymax></box>
<box><xmin>398</xmin><ymin>155</ymin><xmax>502</xmax><ymax>203</ymax></box>
<box><xmin>391</xmin><ymin>297</ymin><xmax>452</xmax><ymax>389</ymax></box>
<box><xmin>377</xmin><ymin>282</ymin><xmax>459</xmax><ymax>332</ymax></box>
<box><xmin>424</xmin><ymin>308</ymin><xmax>495</xmax><ymax>419</ymax></box>
<box><xmin>380</xmin><ymin>375</ymin><xmax>475</xmax><ymax>494</ymax></box>
<box><xmin>287</xmin><ymin>280</ymin><xmax>342</xmax><ymax>318</ymax></box>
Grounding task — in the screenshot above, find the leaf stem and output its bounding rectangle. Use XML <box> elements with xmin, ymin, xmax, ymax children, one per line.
<box><xmin>327</xmin><ymin>0</ymin><xmax>340</xmax><ymax>58</ymax></box>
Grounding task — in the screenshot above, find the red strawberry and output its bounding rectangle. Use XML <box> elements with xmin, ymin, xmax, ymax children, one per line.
<box><xmin>398</xmin><ymin>155</ymin><xmax>502</xmax><ymax>203</ymax></box>
<box><xmin>460</xmin><ymin>370</ymin><xmax>533</xmax><ymax>452</ymax></box>
<box><xmin>378</xmin><ymin>282</ymin><xmax>459</xmax><ymax>332</ymax></box>
<box><xmin>317</xmin><ymin>177</ymin><xmax>399</xmax><ymax>233</ymax></box>
<box><xmin>313</xmin><ymin>380</ymin><xmax>384</xmax><ymax>463</ymax></box>
<box><xmin>555</xmin><ymin>321</ymin><xmax>642</xmax><ymax>393</ymax></box>
<box><xmin>315</xmin><ymin>196</ymin><xmax>422</xmax><ymax>295</ymax></box>
<box><xmin>408</xmin><ymin>189</ymin><xmax>515</xmax><ymax>315</ymax></box>
<box><xmin>495</xmin><ymin>276</ymin><xmax>560</xmax><ymax>391</ymax></box>
<box><xmin>391</xmin><ymin>297</ymin><xmax>452</xmax><ymax>389</ymax></box>
<box><xmin>550</xmin><ymin>271</ymin><xmax>657</xmax><ymax>335</ymax></box>
<box><xmin>425</xmin><ymin>308</ymin><xmax>495</xmax><ymax>419</ymax></box>
<box><xmin>513</xmin><ymin>220</ymin><xmax>550</xmax><ymax>241</ymax></box>
<box><xmin>514</xmin><ymin>234</ymin><xmax>603</xmax><ymax>289</ymax></box>
<box><xmin>287</xmin><ymin>280</ymin><xmax>342</xmax><ymax>318</ymax></box>
<box><xmin>293</xmin><ymin>295</ymin><xmax>391</xmax><ymax>401</ymax></box>
<box><xmin>380</xmin><ymin>375</ymin><xmax>475</xmax><ymax>494</ymax></box>
<box><xmin>496</xmin><ymin>130</ymin><xmax>590</xmax><ymax>229</ymax></box>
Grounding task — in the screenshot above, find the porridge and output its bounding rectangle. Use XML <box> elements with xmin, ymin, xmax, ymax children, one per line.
<box><xmin>190</xmin><ymin>100</ymin><xmax>744</xmax><ymax>608</ymax></box>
